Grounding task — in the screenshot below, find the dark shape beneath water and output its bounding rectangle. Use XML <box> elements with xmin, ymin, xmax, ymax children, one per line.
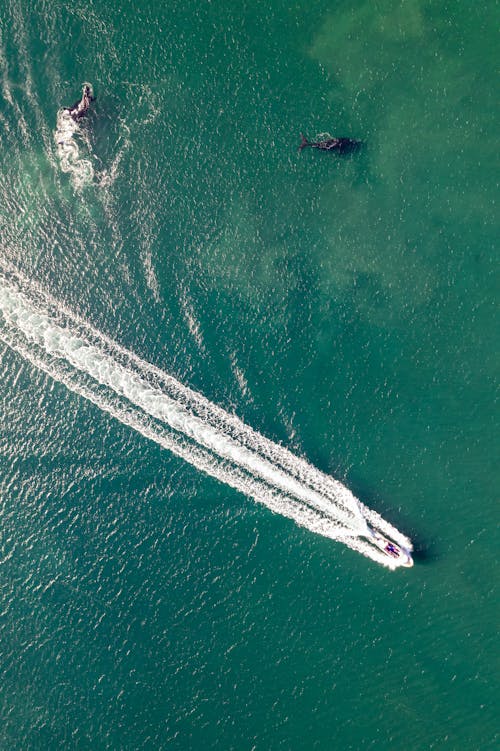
<box><xmin>299</xmin><ymin>132</ymin><xmax>361</xmax><ymax>154</ymax></box>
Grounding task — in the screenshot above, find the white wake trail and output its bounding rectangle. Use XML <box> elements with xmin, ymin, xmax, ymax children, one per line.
<box><xmin>0</xmin><ymin>269</ymin><xmax>412</xmax><ymax>568</ymax></box>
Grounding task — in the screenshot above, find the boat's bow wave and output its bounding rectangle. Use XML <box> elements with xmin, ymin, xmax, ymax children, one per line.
<box><xmin>0</xmin><ymin>266</ymin><xmax>413</xmax><ymax>569</ymax></box>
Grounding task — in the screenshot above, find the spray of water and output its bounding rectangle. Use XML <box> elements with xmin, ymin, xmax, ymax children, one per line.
<box><xmin>0</xmin><ymin>266</ymin><xmax>413</xmax><ymax>568</ymax></box>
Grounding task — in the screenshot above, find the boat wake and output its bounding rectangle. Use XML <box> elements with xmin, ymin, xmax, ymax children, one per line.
<box><xmin>0</xmin><ymin>266</ymin><xmax>413</xmax><ymax>569</ymax></box>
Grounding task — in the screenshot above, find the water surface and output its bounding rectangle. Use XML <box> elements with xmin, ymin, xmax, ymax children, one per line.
<box><xmin>0</xmin><ymin>1</ymin><xmax>498</xmax><ymax>748</ymax></box>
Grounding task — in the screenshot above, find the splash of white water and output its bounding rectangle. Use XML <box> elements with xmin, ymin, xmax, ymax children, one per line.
<box><xmin>54</xmin><ymin>83</ymin><xmax>94</xmax><ymax>188</ymax></box>
<box><xmin>0</xmin><ymin>268</ymin><xmax>413</xmax><ymax>568</ymax></box>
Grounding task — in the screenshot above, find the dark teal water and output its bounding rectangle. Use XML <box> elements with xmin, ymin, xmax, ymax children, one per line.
<box><xmin>0</xmin><ymin>1</ymin><xmax>498</xmax><ymax>749</ymax></box>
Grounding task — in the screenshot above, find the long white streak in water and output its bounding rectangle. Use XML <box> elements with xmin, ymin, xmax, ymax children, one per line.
<box><xmin>0</xmin><ymin>268</ymin><xmax>412</xmax><ymax>568</ymax></box>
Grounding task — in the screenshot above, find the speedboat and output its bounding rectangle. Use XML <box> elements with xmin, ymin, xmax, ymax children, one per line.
<box><xmin>366</xmin><ymin>527</ymin><xmax>414</xmax><ymax>567</ymax></box>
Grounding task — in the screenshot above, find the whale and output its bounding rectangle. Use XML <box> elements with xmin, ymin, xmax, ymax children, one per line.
<box><xmin>299</xmin><ymin>133</ymin><xmax>360</xmax><ymax>154</ymax></box>
<box><xmin>66</xmin><ymin>84</ymin><xmax>95</xmax><ymax>121</ymax></box>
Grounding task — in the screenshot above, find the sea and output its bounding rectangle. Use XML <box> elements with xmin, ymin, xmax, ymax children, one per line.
<box><xmin>0</xmin><ymin>1</ymin><xmax>498</xmax><ymax>749</ymax></box>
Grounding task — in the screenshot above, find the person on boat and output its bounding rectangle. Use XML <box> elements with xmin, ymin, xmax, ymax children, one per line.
<box><xmin>385</xmin><ymin>543</ymin><xmax>400</xmax><ymax>557</ymax></box>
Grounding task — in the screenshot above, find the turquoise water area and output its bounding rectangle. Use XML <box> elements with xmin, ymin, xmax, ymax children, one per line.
<box><xmin>0</xmin><ymin>0</ymin><xmax>498</xmax><ymax>748</ymax></box>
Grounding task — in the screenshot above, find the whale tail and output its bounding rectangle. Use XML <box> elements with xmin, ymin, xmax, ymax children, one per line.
<box><xmin>299</xmin><ymin>133</ymin><xmax>310</xmax><ymax>152</ymax></box>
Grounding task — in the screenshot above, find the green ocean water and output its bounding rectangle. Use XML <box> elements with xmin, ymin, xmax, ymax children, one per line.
<box><xmin>0</xmin><ymin>0</ymin><xmax>498</xmax><ymax>749</ymax></box>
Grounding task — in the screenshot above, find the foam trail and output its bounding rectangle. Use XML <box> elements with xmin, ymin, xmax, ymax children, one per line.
<box><xmin>54</xmin><ymin>108</ymin><xmax>93</xmax><ymax>187</ymax></box>
<box><xmin>0</xmin><ymin>268</ymin><xmax>412</xmax><ymax>568</ymax></box>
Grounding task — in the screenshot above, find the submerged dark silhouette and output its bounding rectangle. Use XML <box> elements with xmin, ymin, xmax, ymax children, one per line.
<box><xmin>66</xmin><ymin>84</ymin><xmax>95</xmax><ymax>121</ymax></box>
<box><xmin>299</xmin><ymin>133</ymin><xmax>360</xmax><ymax>154</ymax></box>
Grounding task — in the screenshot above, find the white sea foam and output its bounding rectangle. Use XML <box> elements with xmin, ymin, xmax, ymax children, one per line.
<box><xmin>54</xmin><ymin>108</ymin><xmax>94</xmax><ymax>188</ymax></box>
<box><xmin>0</xmin><ymin>268</ymin><xmax>412</xmax><ymax>568</ymax></box>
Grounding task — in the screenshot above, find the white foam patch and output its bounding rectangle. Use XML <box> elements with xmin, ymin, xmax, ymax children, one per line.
<box><xmin>54</xmin><ymin>109</ymin><xmax>94</xmax><ymax>188</ymax></box>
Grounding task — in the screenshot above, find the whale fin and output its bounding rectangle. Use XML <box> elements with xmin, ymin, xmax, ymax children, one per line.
<box><xmin>298</xmin><ymin>133</ymin><xmax>309</xmax><ymax>152</ymax></box>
